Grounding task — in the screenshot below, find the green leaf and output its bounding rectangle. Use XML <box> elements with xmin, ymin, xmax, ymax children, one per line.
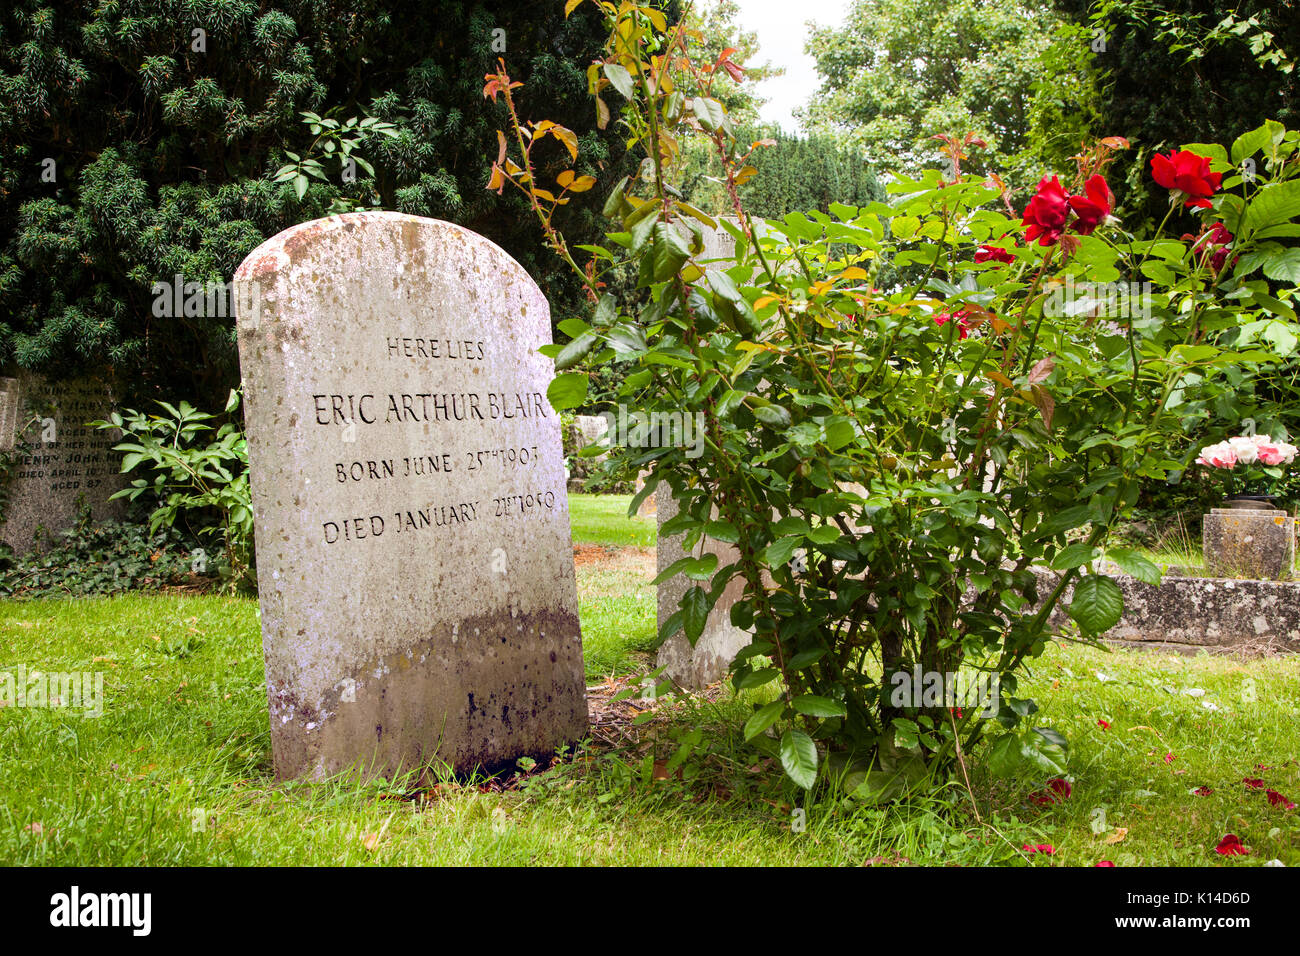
<box><xmin>651</xmin><ymin>554</ymin><xmax>717</xmax><ymax>585</ymax></box>
<box><xmin>807</xmin><ymin>525</ymin><xmax>839</xmax><ymax>545</ymax></box>
<box><xmin>1261</xmin><ymin>248</ymin><xmax>1300</xmax><ymax>284</ymax></box>
<box><xmin>553</xmin><ymin>330</ymin><xmax>598</xmax><ymax>370</ymax></box>
<box><xmin>690</xmin><ymin>96</ymin><xmax>727</xmax><ymax>133</ymax></box>
<box><xmin>705</xmin><ymin>269</ymin><xmax>761</xmax><ymax>337</ymax></box>
<box><xmin>650</xmin><ymin>222</ymin><xmax>690</xmax><ymax>283</ymax></box>
<box><xmin>545</xmin><ymin>372</ymin><xmax>588</xmax><ymax>411</ymax></box>
<box><xmin>735</xmin><ymin>667</ymin><xmax>779</xmax><ymax>689</ymax></box>
<box><xmin>681</xmin><ymin>586</ymin><xmax>710</xmax><ymax>644</ymax></box>
<box><xmin>1246</xmin><ymin>181</ymin><xmax>1300</xmax><ymax>232</ymax></box>
<box><xmin>786</xmin><ymin>647</ymin><xmax>826</xmax><ymax>669</ymax></box>
<box><xmin>1180</xmin><ymin>142</ymin><xmax>1229</xmax><ymax>167</ymax></box>
<box><xmin>823</xmin><ymin>417</ymin><xmax>855</xmax><ymax>450</ymax></box>
<box><xmin>716</xmin><ymin>388</ymin><xmax>747</xmax><ymax>418</ymax></box>
<box><xmin>743</xmin><ymin>701</ymin><xmax>786</xmax><ymax>741</ymax></box>
<box><xmin>752</xmin><ymin>404</ymin><xmax>791</xmax><ymax>429</ymax></box>
<box><xmin>987</xmin><ymin>733</ymin><xmax>1026</xmax><ymax>777</ymax></box>
<box><xmin>779</xmin><ymin>729</ymin><xmax>818</xmax><ymax>789</ymax></box>
<box><xmin>1068</xmin><ymin>574</ymin><xmax>1125</xmax><ymax>635</ymax></box>
<box><xmin>1106</xmin><ymin>547</ymin><xmax>1161</xmax><ymax>586</ymax></box>
<box><xmin>603</xmin><ymin>62</ymin><xmax>634</xmax><ymax>99</ymax></box>
<box><xmin>793</xmin><ymin>694</ymin><xmax>847</xmax><ymax>718</ymax></box>
<box><xmin>764</xmin><ymin>535</ymin><xmax>802</xmax><ymax>567</ymax></box>
<box><xmin>703</xmin><ymin>519</ymin><xmax>739</xmax><ymax>544</ymax></box>
<box><xmin>1035</xmin><ymin>505</ymin><xmax>1092</xmax><ymax>537</ymax></box>
<box><xmin>1050</xmin><ymin>542</ymin><xmax>1100</xmax><ymax>571</ymax></box>
<box><xmin>891</xmin><ymin>215</ymin><xmax>920</xmax><ymax>240</ymax></box>
<box><xmin>891</xmin><ymin>717</ymin><xmax>920</xmax><ymax>750</ymax></box>
<box><xmin>1231</xmin><ymin>124</ymin><xmax>1274</xmax><ymax>164</ymax></box>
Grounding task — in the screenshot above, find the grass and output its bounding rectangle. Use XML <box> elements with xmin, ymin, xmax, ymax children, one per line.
<box><xmin>1</xmin><ymin>495</ymin><xmax>1298</xmax><ymax>866</ymax></box>
<box><xmin>567</xmin><ymin>492</ymin><xmax>656</xmax><ymax>548</ymax></box>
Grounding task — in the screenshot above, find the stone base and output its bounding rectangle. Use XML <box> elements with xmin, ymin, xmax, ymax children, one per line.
<box><xmin>1203</xmin><ymin>508</ymin><xmax>1294</xmax><ymax>581</ymax></box>
<box><xmin>1036</xmin><ymin>566</ymin><xmax>1300</xmax><ymax>654</ymax></box>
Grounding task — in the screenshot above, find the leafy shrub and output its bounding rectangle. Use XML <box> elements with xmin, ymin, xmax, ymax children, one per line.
<box><xmin>492</xmin><ymin>1</ymin><xmax>1300</xmax><ymax>790</ymax></box>
<box><xmin>93</xmin><ymin>389</ymin><xmax>253</xmax><ymax>592</ymax></box>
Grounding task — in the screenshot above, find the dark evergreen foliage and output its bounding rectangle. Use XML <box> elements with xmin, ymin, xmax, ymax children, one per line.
<box><xmin>0</xmin><ymin>0</ymin><xmax>653</xmax><ymax>405</ymax></box>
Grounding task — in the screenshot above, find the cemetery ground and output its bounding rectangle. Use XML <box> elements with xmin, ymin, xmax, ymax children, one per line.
<box><xmin>0</xmin><ymin>493</ymin><xmax>1297</xmax><ymax>867</ymax></box>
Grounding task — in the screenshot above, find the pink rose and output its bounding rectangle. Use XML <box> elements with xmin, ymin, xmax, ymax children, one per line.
<box><xmin>1255</xmin><ymin>438</ymin><xmax>1298</xmax><ymax>466</ymax></box>
<box><xmin>1257</xmin><ymin>441</ymin><xmax>1286</xmax><ymax>466</ymax></box>
<box><xmin>1196</xmin><ymin>441</ymin><xmax>1237</xmax><ymax>469</ymax></box>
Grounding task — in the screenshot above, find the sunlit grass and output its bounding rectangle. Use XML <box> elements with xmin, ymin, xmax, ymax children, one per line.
<box><xmin>1</xmin><ymin>495</ymin><xmax>1297</xmax><ymax>866</ymax></box>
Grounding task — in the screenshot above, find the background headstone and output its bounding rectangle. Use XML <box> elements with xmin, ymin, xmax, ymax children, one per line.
<box><xmin>634</xmin><ymin>469</ymin><xmax>656</xmax><ymax>518</ymax></box>
<box><xmin>1203</xmin><ymin>508</ymin><xmax>1295</xmax><ymax>580</ymax></box>
<box><xmin>234</xmin><ymin>212</ymin><xmax>586</xmax><ymax>780</ymax></box>
<box><xmin>0</xmin><ymin>372</ymin><xmax>126</xmax><ymax>553</ymax></box>
<box><xmin>655</xmin><ymin>491</ymin><xmax>751</xmax><ymax>688</ymax></box>
<box><xmin>655</xmin><ymin>220</ymin><xmax>747</xmax><ymax>687</ymax></box>
<box><xmin>564</xmin><ymin>413</ymin><xmax>611</xmax><ymax>491</ymax></box>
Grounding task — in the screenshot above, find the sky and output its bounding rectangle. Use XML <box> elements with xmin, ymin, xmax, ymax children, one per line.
<box><xmin>735</xmin><ymin>0</ymin><xmax>852</xmax><ymax>133</ymax></box>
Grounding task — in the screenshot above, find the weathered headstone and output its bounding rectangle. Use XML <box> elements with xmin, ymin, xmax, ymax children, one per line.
<box><xmin>1203</xmin><ymin>507</ymin><xmax>1295</xmax><ymax>580</ymax></box>
<box><xmin>655</xmin><ymin>220</ymin><xmax>748</xmax><ymax>687</ymax></box>
<box><xmin>0</xmin><ymin>373</ymin><xmax>126</xmax><ymax>553</ymax></box>
<box><xmin>655</xmin><ymin>492</ymin><xmax>752</xmax><ymax>688</ymax></box>
<box><xmin>234</xmin><ymin>212</ymin><xmax>586</xmax><ymax>780</ymax></box>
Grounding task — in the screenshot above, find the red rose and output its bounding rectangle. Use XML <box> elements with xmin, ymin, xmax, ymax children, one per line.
<box><xmin>1094</xmin><ymin>861</ymin><xmax>1115</xmax><ymax>867</ymax></box>
<box><xmin>1192</xmin><ymin>785</ymin><xmax>1213</xmax><ymax>797</ymax></box>
<box><xmin>1243</xmin><ymin>777</ymin><xmax>1265</xmax><ymax>789</ymax></box>
<box><xmin>1214</xmin><ymin>833</ymin><xmax>1249</xmax><ymax>856</ymax></box>
<box><xmin>1067</xmin><ymin>175</ymin><xmax>1112</xmax><ymax>235</ymax></box>
<box><xmin>975</xmin><ymin>244</ymin><xmax>1015</xmax><ymax>265</ymax></box>
<box><xmin>1151</xmin><ymin>149</ymin><xmax>1222</xmax><ymax>209</ymax></box>
<box><xmin>1031</xmin><ymin>777</ymin><xmax>1072</xmax><ymax>805</ymax></box>
<box><xmin>1265</xmin><ymin>789</ymin><xmax>1296</xmax><ymax>809</ymax></box>
<box><xmin>935</xmin><ymin>307</ymin><xmax>975</xmax><ymax>339</ymax></box>
<box><xmin>1205</xmin><ymin>222</ymin><xmax>1234</xmax><ymax>271</ymax></box>
<box><xmin>1022</xmin><ymin>175</ymin><xmax>1071</xmax><ymax>246</ymax></box>
<box><xmin>1023</xmin><ymin>843</ymin><xmax>1055</xmax><ymax>855</ymax></box>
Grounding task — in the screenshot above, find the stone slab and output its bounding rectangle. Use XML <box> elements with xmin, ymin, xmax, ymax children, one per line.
<box><xmin>0</xmin><ymin>372</ymin><xmax>126</xmax><ymax>553</ymax></box>
<box><xmin>234</xmin><ymin>212</ymin><xmax>586</xmax><ymax>780</ymax></box>
<box><xmin>1203</xmin><ymin>508</ymin><xmax>1294</xmax><ymax>581</ymax></box>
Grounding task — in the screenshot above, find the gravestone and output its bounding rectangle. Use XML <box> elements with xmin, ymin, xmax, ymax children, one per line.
<box><xmin>656</xmin><ymin>491</ymin><xmax>752</xmax><ymax>688</ymax></box>
<box><xmin>0</xmin><ymin>373</ymin><xmax>126</xmax><ymax>553</ymax></box>
<box><xmin>655</xmin><ymin>220</ymin><xmax>748</xmax><ymax>688</ymax></box>
<box><xmin>234</xmin><ymin>211</ymin><xmax>587</xmax><ymax>780</ymax></box>
<box><xmin>1203</xmin><ymin>507</ymin><xmax>1295</xmax><ymax>580</ymax></box>
<box><xmin>564</xmin><ymin>414</ymin><xmax>611</xmax><ymax>491</ymax></box>
<box><xmin>653</xmin><ymin>217</ymin><xmax>846</xmax><ymax>686</ymax></box>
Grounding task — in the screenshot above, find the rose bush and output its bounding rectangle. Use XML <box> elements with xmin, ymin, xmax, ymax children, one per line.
<box><xmin>490</xmin><ymin>0</ymin><xmax>1300</xmax><ymax>792</ymax></box>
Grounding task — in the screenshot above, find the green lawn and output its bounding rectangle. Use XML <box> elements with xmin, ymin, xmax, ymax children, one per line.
<box><xmin>1</xmin><ymin>495</ymin><xmax>1298</xmax><ymax>866</ymax></box>
<box><xmin>567</xmin><ymin>492</ymin><xmax>656</xmax><ymax>548</ymax></box>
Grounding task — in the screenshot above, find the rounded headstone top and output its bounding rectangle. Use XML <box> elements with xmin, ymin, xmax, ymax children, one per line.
<box><xmin>234</xmin><ymin>212</ymin><xmax>535</xmax><ymax>291</ymax></box>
